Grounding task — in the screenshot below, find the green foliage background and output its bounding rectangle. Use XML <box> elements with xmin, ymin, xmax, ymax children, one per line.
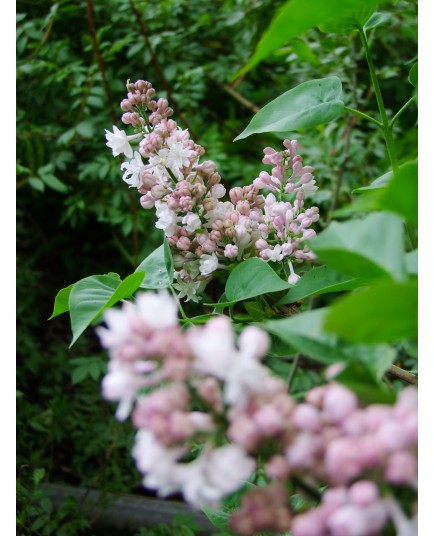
<box><xmin>16</xmin><ymin>0</ymin><xmax>417</xmax><ymax>533</ymax></box>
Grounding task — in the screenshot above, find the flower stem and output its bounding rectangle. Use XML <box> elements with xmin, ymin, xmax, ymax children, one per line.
<box><xmin>169</xmin><ymin>286</ymin><xmax>190</xmax><ymax>322</ymax></box>
<box><xmin>390</xmin><ymin>95</ymin><xmax>417</xmax><ymax>128</ymax></box>
<box><xmin>357</xmin><ymin>26</ymin><xmax>399</xmax><ymax>174</ymax></box>
<box><xmin>343</xmin><ymin>106</ymin><xmax>382</xmax><ymax>128</ymax></box>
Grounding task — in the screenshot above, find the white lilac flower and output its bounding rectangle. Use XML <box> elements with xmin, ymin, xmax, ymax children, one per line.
<box><xmin>132</xmin><ymin>430</ymin><xmax>186</xmax><ymax>496</ymax></box>
<box><xmin>155</xmin><ymin>201</ymin><xmax>178</xmax><ymax>237</ymax></box>
<box><xmin>264</xmin><ymin>244</ymin><xmax>284</xmax><ymax>262</ymax></box>
<box><xmin>166</xmin><ymin>138</ymin><xmax>196</xmax><ymax>172</ymax></box>
<box><xmin>210</xmin><ymin>184</ymin><xmax>226</xmax><ymax>199</ymax></box>
<box><xmin>135</xmin><ymin>290</ymin><xmax>179</xmax><ymax>329</ymax></box>
<box><xmin>181</xmin><ymin>445</ymin><xmax>256</xmax><ymax>508</ymax></box>
<box><xmin>101</xmin><ymin>365</ymin><xmax>146</xmax><ymax>421</ymax></box>
<box><xmin>296</xmin><ymin>179</ymin><xmax>318</xmax><ymax>197</ymax></box>
<box><xmin>189</xmin><ymin>316</ymin><xmax>270</xmax><ymax>408</ymax></box>
<box><xmin>199</xmin><ymin>253</ymin><xmax>219</xmax><ymax>275</ymax></box>
<box><xmin>121</xmin><ymin>151</ymin><xmax>145</xmax><ymax>187</ymax></box>
<box><xmin>182</xmin><ymin>212</ymin><xmax>202</xmax><ymax>233</ymax></box>
<box><xmin>288</xmin><ymin>261</ymin><xmax>300</xmax><ymax>285</ymax></box>
<box><xmin>105</xmin><ymin>125</ymin><xmax>142</xmax><ymax>158</ymax></box>
<box><xmin>188</xmin><ymin>317</ymin><xmax>237</xmax><ymax>379</ymax></box>
<box><xmin>172</xmin><ymin>277</ymin><xmax>201</xmax><ymax>303</ymax></box>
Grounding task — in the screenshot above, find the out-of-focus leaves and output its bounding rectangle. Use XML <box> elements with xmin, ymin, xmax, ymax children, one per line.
<box><xmin>235</xmin><ymin>0</ymin><xmax>382</xmax><ymax>76</ymax></box>
<box><xmin>379</xmin><ymin>161</ymin><xmax>418</xmax><ymax>225</ymax></box>
<box><xmin>310</xmin><ymin>212</ymin><xmax>406</xmax><ymax>281</ymax></box>
<box><xmin>324</xmin><ymin>279</ymin><xmax>418</xmax><ymax>343</ymax></box>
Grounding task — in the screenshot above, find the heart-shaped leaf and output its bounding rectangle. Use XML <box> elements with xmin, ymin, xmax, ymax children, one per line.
<box><xmin>225</xmin><ymin>258</ymin><xmax>290</xmax><ymax>303</ymax></box>
<box><xmin>323</xmin><ymin>279</ymin><xmax>418</xmax><ymax>343</ymax></box>
<box><xmin>260</xmin><ymin>309</ymin><xmax>347</xmax><ymax>364</ymax></box>
<box><xmin>379</xmin><ymin>161</ymin><xmax>418</xmax><ymax>226</ymax></box>
<box><xmin>277</xmin><ymin>266</ymin><xmax>367</xmax><ymax>305</ymax></box>
<box><xmin>49</xmin><ymin>284</ymin><xmax>74</xmax><ymax>319</ymax></box>
<box><xmin>234</xmin><ymin>0</ymin><xmax>381</xmax><ymax>77</ymax></box>
<box><xmin>310</xmin><ymin>212</ymin><xmax>406</xmax><ymax>282</ymax></box>
<box><xmin>234</xmin><ymin>77</ymin><xmax>343</xmax><ymax>141</ymax></box>
<box><xmin>137</xmin><ymin>243</ymin><xmax>173</xmax><ymax>289</ymax></box>
<box><xmin>69</xmin><ymin>271</ymin><xmax>145</xmax><ymax>346</ymax></box>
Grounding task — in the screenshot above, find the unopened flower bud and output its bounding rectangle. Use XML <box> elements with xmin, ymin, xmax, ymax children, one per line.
<box><xmin>230</xmin><ymin>187</ymin><xmax>244</xmax><ymax>204</ymax></box>
<box><xmin>176</xmin><ymin>236</ymin><xmax>191</xmax><ymax>250</ymax></box>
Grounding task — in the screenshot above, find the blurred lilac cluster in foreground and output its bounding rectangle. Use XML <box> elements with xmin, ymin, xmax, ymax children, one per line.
<box><xmin>105</xmin><ymin>80</ymin><xmax>320</xmax><ymax>300</ymax></box>
<box><xmin>97</xmin><ymin>291</ymin><xmax>417</xmax><ymax>535</ymax></box>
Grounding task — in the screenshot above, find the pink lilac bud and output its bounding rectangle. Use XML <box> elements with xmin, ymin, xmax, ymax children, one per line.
<box><xmin>176</xmin><ymin>237</ymin><xmax>191</xmax><ymax>250</ymax></box>
<box><xmin>224</xmin><ymin>244</ymin><xmax>238</xmax><ymax>259</ymax></box>
<box><xmin>253</xmin><ymin>405</ymin><xmax>285</xmax><ymax>435</ymax></box>
<box><xmin>227</xmin><ymin>416</ymin><xmax>260</xmax><ymax>450</ymax></box>
<box><xmin>292</xmin><ymin>403</ymin><xmax>322</xmax><ymax>432</ymax></box>
<box><xmin>322</xmin><ymin>384</ymin><xmax>359</xmax><ymax>424</ymax></box>
<box><xmin>238</xmin><ymin>326</ymin><xmax>270</xmax><ymax>358</ymax></box>
<box><xmin>291</xmin><ymin>510</ymin><xmax>327</xmax><ymax>536</ymax></box>
<box><xmin>377</xmin><ymin>419</ymin><xmax>412</xmax><ymax>452</ymax></box>
<box><xmin>324</xmin><ymin>438</ymin><xmax>365</xmax><ymax>484</ymax></box>
<box><xmin>140</xmin><ymin>193</ymin><xmax>156</xmax><ymax>209</ymax></box>
<box><xmin>348</xmin><ymin>481</ymin><xmax>379</xmax><ymax>506</ymax></box>
<box><xmin>384</xmin><ymin>450</ymin><xmax>417</xmax><ymax>486</ymax></box>
<box><xmin>265</xmin><ymin>455</ymin><xmax>291</xmax><ymax>480</ymax></box>
<box><xmin>306</xmin><ymin>386</ymin><xmax>327</xmax><ymax>407</ymax></box>
<box><xmin>326</xmin><ymin>504</ymin><xmax>369</xmax><ymax>536</ymax></box>
<box><xmin>229</xmin><ymin>187</ymin><xmax>244</xmax><ymax>204</ymax></box>
<box><xmin>323</xmin><ymin>487</ymin><xmax>348</xmax><ymax>508</ymax></box>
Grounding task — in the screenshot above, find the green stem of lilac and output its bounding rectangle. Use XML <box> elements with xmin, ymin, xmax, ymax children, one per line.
<box><xmin>343</xmin><ymin>106</ymin><xmax>382</xmax><ymax>128</ymax></box>
<box><xmin>169</xmin><ymin>286</ymin><xmax>190</xmax><ymax>322</ymax></box>
<box><xmin>358</xmin><ymin>26</ymin><xmax>399</xmax><ymax>175</ymax></box>
<box><xmin>390</xmin><ymin>95</ymin><xmax>417</xmax><ymax>128</ymax></box>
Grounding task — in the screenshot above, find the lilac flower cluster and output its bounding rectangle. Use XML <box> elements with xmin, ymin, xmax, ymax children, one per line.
<box><xmin>105</xmin><ymin>80</ymin><xmax>320</xmax><ymax>300</ymax></box>
<box><xmin>97</xmin><ymin>291</ymin><xmax>417</xmax><ymax>534</ymax></box>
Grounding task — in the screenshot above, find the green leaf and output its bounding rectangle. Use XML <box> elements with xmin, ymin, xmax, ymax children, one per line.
<box><xmin>277</xmin><ymin>266</ymin><xmax>367</xmax><ymax>305</ymax></box>
<box><xmin>331</xmin><ymin>189</ymin><xmax>383</xmax><ymax>218</ymax></box>
<box><xmin>234</xmin><ymin>77</ymin><xmax>343</xmax><ymax>141</ymax></box>
<box><xmin>335</xmin><ymin>361</ymin><xmax>396</xmax><ymax>404</ymax></box>
<box><xmin>225</xmin><ymin>258</ymin><xmax>289</xmax><ymax>303</ymax></box>
<box><xmin>234</xmin><ymin>0</ymin><xmax>380</xmax><ymax>76</ymax></box>
<box><xmin>49</xmin><ymin>284</ymin><xmax>74</xmax><ymax>319</ymax></box>
<box><xmin>103</xmin><ymin>271</ymin><xmax>145</xmax><ymax>310</ymax></box>
<box><xmin>33</xmin><ymin>468</ymin><xmax>46</xmax><ymax>485</ymax></box>
<box><xmin>28</xmin><ymin>177</ymin><xmax>45</xmax><ymax>192</ymax></box>
<box><xmin>409</xmin><ymin>62</ymin><xmax>418</xmax><ymax>88</ymax></box>
<box><xmin>163</xmin><ymin>236</ymin><xmax>174</xmax><ymax>284</ymax></box>
<box><xmin>40</xmin><ymin>173</ymin><xmax>68</xmax><ymax>193</ymax></box>
<box><xmin>76</xmin><ymin>121</ymin><xmax>95</xmax><ymax>139</ymax></box>
<box><xmin>244</xmin><ymin>301</ymin><xmax>267</xmax><ymax>320</ymax></box>
<box><xmin>137</xmin><ymin>244</ymin><xmax>173</xmax><ymax>289</ymax></box>
<box><xmin>260</xmin><ymin>309</ymin><xmax>347</xmax><ymax>364</ymax></box>
<box><xmin>352</xmin><ymin>171</ymin><xmax>393</xmax><ymax>193</ymax></box>
<box><xmin>318</xmin><ymin>6</ymin><xmax>374</xmax><ymax>33</ymax></box>
<box><xmin>69</xmin><ymin>275</ymin><xmax>121</xmax><ymax>346</ymax></box>
<box><xmin>405</xmin><ymin>249</ymin><xmax>417</xmax><ymax>275</ymax></box>
<box><xmin>379</xmin><ymin>161</ymin><xmax>418</xmax><ymax>225</ymax></box>
<box><xmin>324</xmin><ymin>279</ymin><xmax>418</xmax><ymax>343</ymax></box>
<box><xmin>363</xmin><ymin>11</ymin><xmax>390</xmax><ymax>30</ymax></box>
<box><xmin>68</xmin><ymin>272</ymin><xmax>144</xmax><ymax>346</ymax></box>
<box><xmin>290</xmin><ymin>39</ymin><xmax>321</xmax><ymax>66</ymax></box>
<box><xmin>310</xmin><ymin>212</ymin><xmax>406</xmax><ymax>282</ymax></box>
<box><xmin>202</xmin><ymin>507</ymin><xmax>236</xmax><ymax>535</ymax></box>
<box><xmin>72</xmin><ymin>365</ymin><xmax>89</xmax><ymax>385</ymax></box>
